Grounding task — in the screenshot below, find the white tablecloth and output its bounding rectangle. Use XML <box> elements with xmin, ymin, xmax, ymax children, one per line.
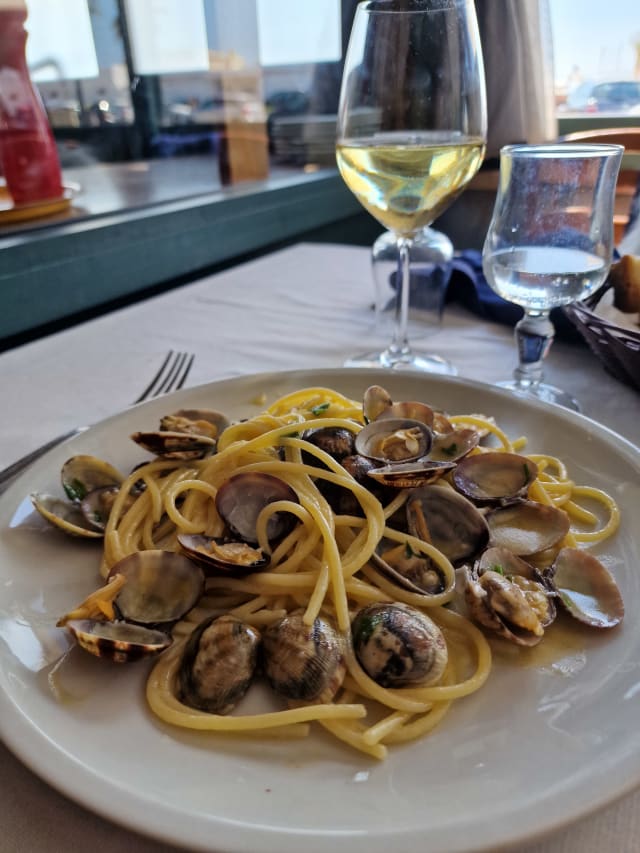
<box><xmin>0</xmin><ymin>243</ymin><xmax>638</xmax><ymax>853</ymax></box>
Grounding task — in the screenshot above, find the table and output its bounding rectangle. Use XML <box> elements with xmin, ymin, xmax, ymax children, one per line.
<box><xmin>0</xmin><ymin>243</ymin><xmax>638</xmax><ymax>853</ymax></box>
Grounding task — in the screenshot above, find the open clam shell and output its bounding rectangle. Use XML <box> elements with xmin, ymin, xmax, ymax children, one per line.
<box><xmin>461</xmin><ymin>566</ymin><xmax>548</xmax><ymax>647</ymax></box>
<box><xmin>160</xmin><ymin>409</ymin><xmax>229</xmax><ymax>441</ymax></box>
<box><xmin>178</xmin><ymin>533</ymin><xmax>270</xmax><ymax>574</ymax></box>
<box><xmin>215</xmin><ymin>472</ymin><xmax>300</xmax><ymax>544</ymax></box>
<box><xmin>130</xmin><ymin>430</ymin><xmax>217</xmax><ymax>460</ymax></box>
<box><xmin>550</xmin><ymin>547</ymin><xmax>624</xmax><ymax>629</ymax></box>
<box><xmin>30</xmin><ymin>493</ymin><xmax>104</xmax><ymax>539</ymax></box>
<box><xmin>366</xmin><ymin>459</ymin><xmax>456</xmax><ymax>489</ymax></box>
<box><xmin>428</xmin><ymin>428</ymin><xmax>480</xmax><ymax>463</ymax></box>
<box><xmin>106</xmin><ymin>549</ymin><xmax>205</xmax><ymax>627</ymax></box>
<box><xmin>371</xmin><ymin>538</ymin><xmax>452</xmax><ymax>597</ymax></box>
<box><xmin>453</xmin><ymin>452</ymin><xmax>538</xmax><ymax>504</ymax></box>
<box><xmin>486</xmin><ymin>500</ymin><xmax>570</xmax><ymax>556</ymax></box>
<box><xmin>355</xmin><ymin>417</ymin><xmax>433</xmax><ymax>465</ymax></box>
<box><xmin>406</xmin><ymin>485</ymin><xmax>489</xmax><ymax>566</ymax></box>
<box><xmin>60</xmin><ymin>455</ymin><xmax>124</xmax><ymax>503</ymax></box>
<box><xmin>65</xmin><ymin>619</ymin><xmax>172</xmax><ymax>663</ymax></box>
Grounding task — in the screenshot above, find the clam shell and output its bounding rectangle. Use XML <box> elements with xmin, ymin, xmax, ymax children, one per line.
<box><xmin>66</xmin><ymin>619</ymin><xmax>172</xmax><ymax>663</ymax></box>
<box><xmin>453</xmin><ymin>452</ymin><xmax>538</xmax><ymax>504</ymax></box>
<box><xmin>178</xmin><ymin>533</ymin><xmax>270</xmax><ymax>574</ymax></box>
<box><xmin>60</xmin><ymin>455</ymin><xmax>124</xmax><ymax>502</ymax></box>
<box><xmin>30</xmin><ymin>493</ymin><xmax>103</xmax><ymax>539</ymax></box>
<box><xmin>355</xmin><ymin>417</ymin><xmax>432</xmax><ymax>464</ymax></box>
<box><xmin>107</xmin><ymin>549</ymin><xmax>205</xmax><ymax>627</ymax></box>
<box><xmin>178</xmin><ymin>614</ymin><xmax>260</xmax><ymax>714</ymax></box>
<box><xmin>551</xmin><ymin>547</ymin><xmax>624</xmax><ymax>629</ymax></box>
<box><xmin>262</xmin><ymin>611</ymin><xmax>345</xmax><ymax>703</ymax></box>
<box><xmin>215</xmin><ymin>472</ymin><xmax>299</xmax><ymax>544</ymax></box>
<box><xmin>406</xmin><ymin>485</ymin><xmax>489</xmax><ymax>566</ymax></box>
<box><xmin>366</xmin><ymin>459</ymin><xmax>455</xmax><ymax>488</ymax></box>
<box><xmin>351</xmin><ymin>602</ymin><xmax>448</xmax><ymax>687</ymax></box>
<box><xmin>486</xmin><ymin>500</ymin><xmax>570</xmax><ymax>556</ymax></box>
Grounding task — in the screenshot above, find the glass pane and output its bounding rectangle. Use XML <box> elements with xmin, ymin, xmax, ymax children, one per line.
<box><xmin>0</xmin><ymin>0</ymin><xmax>356</xmax><ymax>234</ymax></box>
<box><xmin>551</xmin><ymin>0</ymin><xmax>640</xmax><ymax>117</ymax></box>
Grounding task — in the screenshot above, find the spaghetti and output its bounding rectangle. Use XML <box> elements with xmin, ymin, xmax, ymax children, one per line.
<box><xmin>92</xmin><ymin>385</ymin><xmax>620</xmax><ymax>759</ymax></box>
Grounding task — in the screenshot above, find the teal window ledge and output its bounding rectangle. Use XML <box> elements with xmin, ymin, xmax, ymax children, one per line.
<box><xmin>0</xmin><ymin>170</ymin><xmax>364</xmax><ymax>346</ymax></box>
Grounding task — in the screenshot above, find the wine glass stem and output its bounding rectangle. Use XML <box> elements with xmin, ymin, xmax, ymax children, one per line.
<box><xmin>512</xmin><ymin>310</ymin><xmax>555</xmax><ymax>391</ymax></box>
<box><xmin>389</xmin><ymin>237</ymin><xmax>412</xmax><ymax>358</ymax></box>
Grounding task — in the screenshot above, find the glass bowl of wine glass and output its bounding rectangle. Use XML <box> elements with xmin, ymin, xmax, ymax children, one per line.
<box><xmin>482</xmin><ymin>142</ymin><xmax>623</xmax><ymax>411</ymax></box>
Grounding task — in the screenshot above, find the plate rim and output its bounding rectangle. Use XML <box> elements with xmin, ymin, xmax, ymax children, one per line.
<box><xmin>1</xmin><ymin>366</ymin><xmax>639</xmax><ymax>853</ymax></box>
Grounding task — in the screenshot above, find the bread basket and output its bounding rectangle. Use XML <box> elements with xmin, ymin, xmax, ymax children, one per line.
<box><xmin>564</xmin><ymin>286</ymin><xmax>640</xmax><ymax>391</ymax></box>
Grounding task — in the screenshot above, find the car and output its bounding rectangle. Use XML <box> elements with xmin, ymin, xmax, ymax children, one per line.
<box><xmin>565</xmin><ymin>80</ymin><xmax>640</xmax><ymax>115</ymax></box>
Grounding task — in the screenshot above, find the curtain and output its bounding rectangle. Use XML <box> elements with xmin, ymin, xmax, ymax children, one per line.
<box><xmin>475</xmin><ymin>0</ymin><xmax>557</xmax><ymax>160</ymax></box>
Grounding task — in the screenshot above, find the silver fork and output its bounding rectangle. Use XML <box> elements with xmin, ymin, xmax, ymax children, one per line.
<box><xmin>0</xmin><ymin>349</ymin><xmax>195</xmax><ymax>494</ymax></box>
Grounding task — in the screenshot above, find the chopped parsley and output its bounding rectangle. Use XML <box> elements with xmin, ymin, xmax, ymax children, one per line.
<box><xmin>310</xmin><ymin>402</ymin><xmax>330</xmax><ymax>416</ymax></box>
<box><xmin>441</xmin><ymin>442</ymin><xmax>458</xmax><ymax>457</ymax></box>
<box><xmin>490</xmin><ymin>563</ymin><xmax>505</xmax><ymax>575</ymax></box>
<box><xmin>523</xmin><ymin>463</ymin><xmax>531</xmax><ymax>482</ymax></box>
<box><xmin>404</xmin><ymin>541</ymin><xmax>419</xmax><ymax>559</ymax></box>
<box><xmin>282</xmin><ymin>430</ymin><xmax>300</xmax><ymax>438</ymax></box>
<box><xmin>63</xmin><ymin>478</ymin><xmax>87</xmax><ymax>502</ymax></box>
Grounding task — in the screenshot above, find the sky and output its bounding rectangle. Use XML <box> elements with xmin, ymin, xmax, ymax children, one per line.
<box><xmin>549</xmin><ymin>0</ymin><xmax>640</xmax><ymax>87</ymax></box>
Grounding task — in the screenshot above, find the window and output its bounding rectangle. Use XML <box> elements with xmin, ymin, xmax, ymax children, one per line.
<box><xmin>550</xmin><ymin>0</ymin><xmax>640</xmax><ymax>119</ymax></box>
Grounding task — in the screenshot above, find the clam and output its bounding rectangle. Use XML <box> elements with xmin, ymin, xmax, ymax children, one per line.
<box><xmin>406</xmin><ymin>485</ymin><xmax>490</xmax><ymax>566</ymax></box>
<box><xmin>178</xmin><ymin>614</ymin><xmax>261</xmax><ymax>714</ymax></box>
<box><xmin>476</xmin><ymin>545</ymin><xmax>538</xmax><ymax>581</ymax></box>
<box><xmin>60</xmin><ymin>455</ymin><xmax>124</xmax><ymax>502</ymax></box>
<box><xmin>486</xmin><ymin>500</ymin><xmax>570</xmax><ymax>556</ymax></box>
<box><xmin>355</xmin><ymin>417</ymin><xmax>432</xmax><ymax>464</ymax></box>
<box><xmin>160</xmin><ymin>409</ymin><xmax>229</xmax><ymax>440</ymax></box>
<box><xmin>461</xmin><ymin>566</ymin><xmax>549</xmax><ymax>647</ymax></box>
<box><xmin>372</xmin><ymin>538</ymin><xmax>451</xmax><ymax>596</ymax></box>
<box><xmin>65</xmin><ymin>619</ymin><xmax>172</xmax><ymax>663</ymax></box>
<box><xmin>453</xmin><ymin>452</ymin><xmax>538</xmax><ymax>504</ymax></box>
<box><xmin>131</xmin><ymin>409</ymin><xmax>229</xmax><ymax>460</ymax></box>
<box><xmin>550</xmin><ymin>547</ymin><xmax>624</xmax><ymax>629</ymax></box>
<box><xmin>366</xmin><ymin>459</ymin><xmax>455</xmax><ymax>488</ymax></box>
<box><xmin>262</xmin><ymin>610</ymin><xmax>346</xmax><ymax>703</ymax></box>
<box><xmin>80</xmin><ymin>485</ymin><xmax>122</xmax><ymax>532</ymax></box>
<box><xmin>351</xmin><ymin>602</ymin><xmax>448</xmax><ymax>687</ymax></box>
<box><xmin>178</xmin><ymin>533</ymin><xmax>270</xmax><ymax>574</ymax></box>
<box><xmin>106</xmin><ymin>550</ymin><xmax>205</xmax><ymax>627</ymax></box>
<box><xmin>215</xmin><ymin>472</ymin><xmax>300</xmax><ymax>544</ymax></box>
<box><xmin>30</xmin><ymin>493</ymin><xmax>104</xmax><ymax>539</ymax></box>
<box><xmin>428</xmin><ymin>427</ymin><xmax>480</xmax><ymax>463</ymax></box>
<box><xmin>363</xmin><ymin>385</ymin><xmax>434</xmax><ymax>428</ymax></box>
<box><xmin>130</xmin><ymin>430</ymin><xmax>217</xmax><ymax>460</ymax></box>
<box><xmin>301</xmin><ymin>426</ymin><xmax>356</xmax><ymax>462</ymax></box>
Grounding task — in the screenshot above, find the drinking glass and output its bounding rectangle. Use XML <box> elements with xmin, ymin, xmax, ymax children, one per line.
<box><xmin>336</xmin><ymin>0</ymin><xmax>487</xmax><ymax>371</ymax></box>
<box><xmin>482</xmin><ymin>143</ymin><xmax>623</xmax><ymax>411</ymax></box>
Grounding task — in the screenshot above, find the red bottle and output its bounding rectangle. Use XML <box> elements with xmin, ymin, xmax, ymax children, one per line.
<box><xmin>0</xmin><ymin>0</ymin><xmax>63</xmax><ymax>205</ymax></box>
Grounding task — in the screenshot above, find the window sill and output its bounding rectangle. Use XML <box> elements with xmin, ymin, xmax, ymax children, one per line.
<box><xmin>0</xmin><ymin>167</ymin><xmax>362</xmax><ymax>346</ymax></box>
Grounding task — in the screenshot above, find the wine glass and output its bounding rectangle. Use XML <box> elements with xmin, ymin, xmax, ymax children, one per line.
<box><xmin>482</xmin><ymin>143</ymin><xmax>624</xmax><ymax>411</ymax></box>
<box><xmin>336</xmin><ymin>0</ymin><xmax>487</xmax><ymax>371</ymax></box>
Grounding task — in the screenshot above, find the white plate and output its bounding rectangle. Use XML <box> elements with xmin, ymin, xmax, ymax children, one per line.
<box><xmin>1</xmin><ymin>368</ymin><xmax>639</xmax><ymax>853</ymax></box>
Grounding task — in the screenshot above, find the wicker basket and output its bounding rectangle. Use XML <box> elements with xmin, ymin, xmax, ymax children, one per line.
<box><xmin>564</xmin><ymin>287</ymin><xmax>640</xmax><ymax>391</ymax></box>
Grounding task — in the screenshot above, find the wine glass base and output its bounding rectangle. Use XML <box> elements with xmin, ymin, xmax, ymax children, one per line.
<box><xmin>344</xmin><ymin>349</ymin><xmax>458</xmax><ymax>375</ymax></box>
<box><xmin>496</xmin><ymin>380</ymin><xmax>581</xmax><ymax>412</ymax></box>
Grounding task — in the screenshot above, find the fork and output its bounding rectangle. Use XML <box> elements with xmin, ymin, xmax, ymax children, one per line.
<box><xmin>0</xmin><ymin>350</ymin><xmax>195</xmax><ymax>494</ymax></box>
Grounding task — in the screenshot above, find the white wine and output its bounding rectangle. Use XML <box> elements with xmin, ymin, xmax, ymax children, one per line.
<box><xmin>336</xmin><ymin>132</ymin><xmax>485</xmax><ymax>236</ymax></box>
<box><xmin>483</xmin><ymin>246</ymin><xmax>608</xmax><ymax>311</ymax></box>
